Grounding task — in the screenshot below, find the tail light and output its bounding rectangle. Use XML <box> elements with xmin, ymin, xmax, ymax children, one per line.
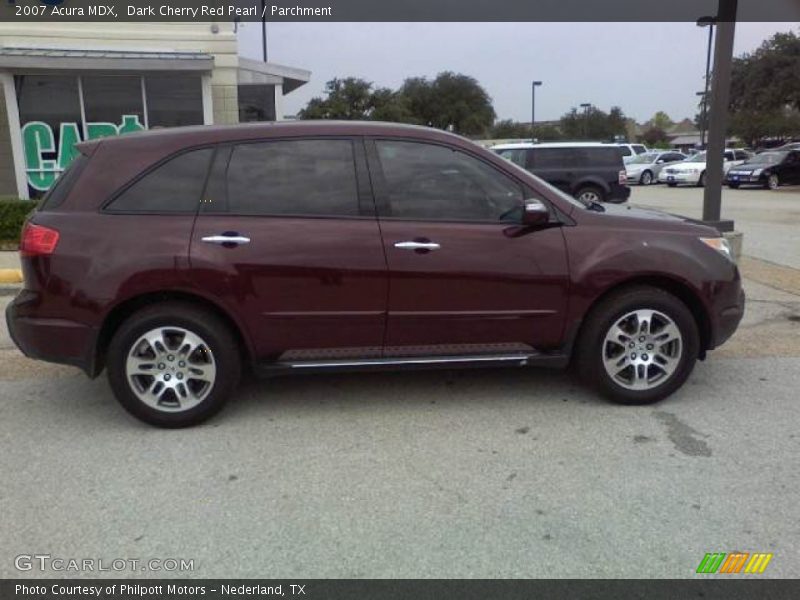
<box><xmin>20</xmin><ymin>223</ymin><xmax>60</xmax><ymax>257</ymax></box>
<box><xmin>619</xmin><ymin>170</ymin><xmax>628</xmax><ymax>185</ymax></box>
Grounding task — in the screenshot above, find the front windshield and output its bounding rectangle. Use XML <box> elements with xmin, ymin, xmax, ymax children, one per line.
<box><xmin>629</xmin><ymin>153</ymin><xmax>658</xmax><ymax>165</ymax></box>
<box><xmin>749</xmin><ymin>151</ymin><xmax>787</xmax><ymax>165</ymax></box>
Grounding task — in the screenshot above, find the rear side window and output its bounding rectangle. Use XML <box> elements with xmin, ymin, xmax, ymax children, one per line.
<box><xmin>579</xmin><ymin>148</ymin><xmax>624</xmax><ymax>167</ymax></box>
<box><xmin>633</xmin><ymin>145</ymin><xmax>647</xmax><ymax>154</ymax></box>
<box><xmin>106</xmin><ymin>148</ymin><xmax>213</xmax><ymax>213</ymax></box>
<box><xmin>530</xmin><ymin>148</ymin><xmax>575</xmax><ymax>168</ymax></box>
<box><xmin>495</xmin><ymin>148</ymin><xmax>527</xmax><ymax>167</ymax></box>
<box><xmin>225</xmin><ymin>140</ymin><xmax>359</xmax><ymax>217</ymax></box>
<box><xmin>39</xmin><ymin>154</ymin><xmax>88</xmax><ymax>211</ymax></box>
<box><xmin>618</xmin><ymin>146</ymin><xmax>632</xmax><ymax>157</ymax></box>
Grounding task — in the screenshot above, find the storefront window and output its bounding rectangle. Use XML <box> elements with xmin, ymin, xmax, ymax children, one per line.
<box><xmin>145</xmin><ymin>75</ymin><xmax>204</xmax><ymax>127</ymax></box>
<box><xmin>16</xmin><ymin>75</ymin><xmax>82</xmax><ymax>192</ymax></box>
<box><xmin>82</xmin><ymin>75</ymin><xmax>145</xmax><ymax>134</ymax></box>
<box><xmin>16</xmin><ymin>73</ymin><xmax>204</xmax><ymax>195</ymax></box>
<box><xmin>238</xmin><ymin>84</ymin><xmax>276</xmax><ymax>122</ymax></box>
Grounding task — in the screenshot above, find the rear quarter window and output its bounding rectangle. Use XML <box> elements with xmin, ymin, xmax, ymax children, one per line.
<box><xmin>38</xmin><ymin>154</ymin><xmax>89</xmax><ymax>211</ymax></box>
<box><xmin>105</xmin><ymin>148</ymin><xmax>213</xmax><ymax>213</ymax></box>
<box><xmin>579</xmin><ymin>148</ymin><xmax>624</xmax><ymax>167</ymax></box>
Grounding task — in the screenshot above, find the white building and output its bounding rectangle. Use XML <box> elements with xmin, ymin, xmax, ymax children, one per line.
<box><xmin>0</xmin><ymin>22</ymin><xmax>310</xmax><ymax>198</ymax></box>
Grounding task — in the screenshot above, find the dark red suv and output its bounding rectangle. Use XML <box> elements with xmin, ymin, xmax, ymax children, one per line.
<box><xmin>6</xmin><ymin>122</ymin><xmax>744</xmax><ymax>427</ymax></box>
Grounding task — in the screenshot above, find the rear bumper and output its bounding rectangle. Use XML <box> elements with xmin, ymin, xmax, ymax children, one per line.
<box><xmin>606</xmin><ymin>183</ymin><xmax>631</xmax><ymax>203</ymax></box>
<box><xmin>5</xmin><ymin>290</ymin><xmax>98</xmax><ymax>376</ymax></box>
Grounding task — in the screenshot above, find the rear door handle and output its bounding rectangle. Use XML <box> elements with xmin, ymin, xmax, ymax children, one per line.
<box><xmin>201</xmin><ymin>234</ymin><xmax>251</xmax><ymax>245</ymax></box>
<box><xmin>394</xmin><ymin>241</ymin><xmax>441</xmax><ymax>251</ymax></box>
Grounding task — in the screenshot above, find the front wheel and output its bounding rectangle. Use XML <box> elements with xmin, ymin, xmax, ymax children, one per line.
<box><xmin>575</xmin><ymin>286</ymin><xmax>700</xmax><ymax>405</ymax></box>
<box><xmin>667</xmin><ymin>182</ymin><xmax>677</xmax><ymax>188</ymax></box>
<box><xmin>107</xmin><ymin>302</ymin><xmax>241</xmax><ymax>427</ymax></box>
<box><xmin>697</xmin><ymin>171</ymin><xmax>706</xmax><ymax>187</ymax></box>
<box><xmin>640</xmin><ymin>170</ymin><xmax>653</xmax><ymax>185</ymax></box>
<box><xmin>727</xmin><ymin>183</ymin><xmax>740</xmax><ymax>189</ymax></box>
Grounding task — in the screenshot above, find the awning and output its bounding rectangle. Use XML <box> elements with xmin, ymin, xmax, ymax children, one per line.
<box><xmin>237</xmin><ymin>57</ymin><xmax>310</xmax><ymax>93</ymax></box>
<box><xmin>0</xmin><ymin>46</ymin><xmax>214</xmax><ymax>72</ymax></box>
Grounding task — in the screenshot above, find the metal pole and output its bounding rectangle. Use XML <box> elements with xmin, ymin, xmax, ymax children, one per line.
<box><xmin>261</xmin><ymin>0</ymin><xmax>268</xmax><ymax>62</ymax></box>
<box><xmin>702</xmin><ymin>0</ymin><xmax>737</xmax><ymax>228</ymax></box>
<box><xmin>531</xmin><ymin>83</ymin><xmax>535</xmax><ymax>141</ymax></box>
<box><xmin>700</xmin><ymin>23</ymin><xmax>714</xmax><ymax>147</ymax></box>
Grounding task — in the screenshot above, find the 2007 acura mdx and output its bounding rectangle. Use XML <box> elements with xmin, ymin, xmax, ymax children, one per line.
<box><xmin>6</xmin><ymin>122</ymin><xmax>745</xmax><ymax>427</ymax></box>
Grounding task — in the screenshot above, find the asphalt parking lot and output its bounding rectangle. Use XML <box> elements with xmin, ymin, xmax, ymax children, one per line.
<box><xmin>1</xmin><ymin>184</ymin><xmax>799</xmax><ymax>579</ymax></box>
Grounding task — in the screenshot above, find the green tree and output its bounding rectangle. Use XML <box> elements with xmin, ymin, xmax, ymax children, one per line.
<box><xmin>651</xmin><ymin>111</ymin><xmax>674</xmax><ymax>131</ymax></box>
<box><xmin>725</xmin><ymin>30</ymin><xmax>800</xmax><ymax>144</ymax></box>
<box><xmin>398</xmin><ymin>72</ymin><xmax>496</xmax><ymax>136</ymax></box>
<box><xmin>641</xmin><ymin>126</ymin><xmax>668</xmax><ymax>146</ymax></box>
<box><xmin>299</xmin><ymin>77</ymin><xmax>412</xmax><ymax>122</ymax></box>
<box><xmin>489</xmin><ymin>119</ymin><xmax>531</xmax><ymax>139</ymax></box>
<box><xmin>559</xmin><ymin>105</ymin><xmax>628</xmax><ymax>140</ymax></box>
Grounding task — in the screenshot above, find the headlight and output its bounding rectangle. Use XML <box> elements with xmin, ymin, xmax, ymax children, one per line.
<box><xmin>699</xmin><ymin>237</ymin><xmax>735</xmax><ymax>263</ymax></box>
<box><xmin>752</xmin><ymin>168</ymin><xmax>763</xmax><ymax>177</ymax></box>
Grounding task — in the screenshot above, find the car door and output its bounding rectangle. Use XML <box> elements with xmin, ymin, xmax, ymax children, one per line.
<box><xmin>784</xmin><ymin>151</ymin><xmax>800</xmax><ymax>183</ymax></box>
<box><xmin>366</xmin><ymin>138</ymin><xmax>569</xmax><ymax>355</ymax></box>
<box><xmin>189</xmin><ymin>138</ymin><xmax>388</xmax><ymax>361</ymax></box>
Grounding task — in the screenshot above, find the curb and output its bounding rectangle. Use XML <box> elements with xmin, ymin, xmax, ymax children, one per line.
<box><xmin>0</xmin><ymin>269</ymin><xmax>22</xmax><ymax>284</ymax></box>
<box><xmin>0</xmin><ymin>284</ymin><xmax>20</xmax><ymax>297</ymax></box>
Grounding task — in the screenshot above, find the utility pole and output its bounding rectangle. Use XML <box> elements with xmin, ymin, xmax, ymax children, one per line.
<box><xmin>531</xmin><ymin>81</ymin><xmax>542</xmax><ymax>141</ymax></box>
<box><xmin>697</xmin><ymin>16</ymin><xmax>715</xmax><ymax>148</ymax></box>
<box><xmin>702</xmin><ymin>0</ymin><xmax>737</xmax><ymax>229</ymax></box>
<box><xmin>260</xmin><ymin>0</ymin><xmax>268</xmax><ymax>62</ymax></box>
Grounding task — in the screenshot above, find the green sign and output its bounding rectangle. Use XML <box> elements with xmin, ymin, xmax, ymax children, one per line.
<box><xmin>23</xmin><ymin>115</ymin><xmax>145</xmax><ymax>191</ymax></box>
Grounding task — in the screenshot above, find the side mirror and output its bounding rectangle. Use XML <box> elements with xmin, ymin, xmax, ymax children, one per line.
<box><xmin>522</xmin><ymin>199</ymin><xmax>549</xmax><ymax>226</ymax></box>
<box><xmin>656</xmin><ymin>159</ymin><xmax>665</xmax><ymax>164</ymax></box>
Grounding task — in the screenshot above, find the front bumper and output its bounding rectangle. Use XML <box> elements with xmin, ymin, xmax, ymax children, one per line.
<box><xmin>709</xmin><ymin>279</ymin><xmax>746</xmax><ymax>350</ymax></box>
<box><xmin>725</xmin><ymin>172</ymin><xmax>763</xmax><ymax>185</ymax></box>
<box><xmin>5</xmin><ymin>290</ymin><xmax>98</xmax><ymax>376</ymax></box>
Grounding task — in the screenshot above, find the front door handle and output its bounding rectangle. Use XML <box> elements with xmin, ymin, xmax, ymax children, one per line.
<box><xmin>201</xmin><ymin>234</ymin><xmax>251</xmax><ymax>245</ymax></box>
<box><xmin>394</xmin><ymin>241</ymin><xmax>441</xmax><ymax>251</ymax></box>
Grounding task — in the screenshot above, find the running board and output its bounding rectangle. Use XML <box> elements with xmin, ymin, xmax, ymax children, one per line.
<box><xmin>255</xmin><ymin>352</ymin><xmax>569</xmax><ymax>377</ymax></box>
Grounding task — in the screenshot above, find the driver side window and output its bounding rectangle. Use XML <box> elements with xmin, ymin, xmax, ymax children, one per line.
<box><xmin>375</xmin><ymin>140</ymin><xmax>524</xmax><ymax>222</ymax></box>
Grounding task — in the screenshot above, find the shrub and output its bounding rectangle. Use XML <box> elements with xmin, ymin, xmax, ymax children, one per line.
<box><xmin>0</xmin><ymin>197</ymin><xmax>36</xmax><ymax>244</ymax></box>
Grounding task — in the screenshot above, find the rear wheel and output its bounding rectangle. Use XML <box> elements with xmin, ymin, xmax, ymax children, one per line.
<box><xmin>640</xmin><ymin>170</ymin><xmax>653</xmax><ymax>185</ymax></box>
<box><xmin>575</xmin><ymin>185</ymin><xmax>605</xmax><ymax>204</ymax></box>
<box><xmin>667</xmin><ymin>182</ymin><xmax>677</xmax><ymax>188</ymax></box>
<box><xmin>575</xmin><ymin>286</ymin><xmax>699</xmax><ymax>405</ymax></box>
<box><xmin>767</xmin><ymin>173</ymin><xmax>780</xmax><ymax>190</ymax></box>
<box><xmin>107</xmin><ymin>302</ymin><xmax>241</xmax><ymax>427</ymax></box>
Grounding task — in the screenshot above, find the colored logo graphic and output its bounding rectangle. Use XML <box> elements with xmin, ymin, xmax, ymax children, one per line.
<box><xmin>696</xmin><ymin>552</ymin><xmax>773</xmax><ymax>574</ymax></box>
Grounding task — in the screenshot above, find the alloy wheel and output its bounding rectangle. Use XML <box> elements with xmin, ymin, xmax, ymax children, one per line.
<box><xmin>641</xmin><ymin>171</ymin><xmax>652</xmax><ymax>185</ymax></box>
<box><xmin>578</xmin><ymin>189</ymin><xmax>601</xmax><ymax>203</ymax></box>
<box><xmin>768</xmin><ymin>174</ymin><xmax>780</xmax><ymax>190</ymax></box>
<box><xmin>602</xmin><ymin>309</ymin><xmax>683</xmax><ymax>391</ymax></box>
<box><xmin>125</xmin><ymin>327</ymin><xmax>216</xmax><ymax>412</ymax></box>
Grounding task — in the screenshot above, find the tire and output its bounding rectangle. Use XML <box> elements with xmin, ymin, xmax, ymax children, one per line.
<box><xmin>640</xmin><ymin>170</ymin><xmax>653</xmax><ymax>186</ymax></box>
<box><xmin>574</xmin><ymin>286</ymin><xmax>700</xmax><ymax>405</ymax></box>
<box><xmin>697</xmin><ymin>172</ymin><xmax>706</xmax><ymax>187</ymax></box>
<box><xmin>667</xmin><ymin>183</ymin><xmax>677</xmax><ymax>188</ymax></box>
<box><xmin>767</xmin><ymin>173</ymin><xmax>780</xmax><ymax>190</ymax></box>
<box><xmin>575</xmin><ymin>185</ymin><xmax>605</xmax><ymax>204</ymax></box>
<box><xmin>728</xmin><ymin>183</ymin><xmax>740</xmax><ymax>189</ymax></box>
<box><xmin>107</xmin><ymin>302</ymin><xmax>242</xmax><ymax>427</ymax></box>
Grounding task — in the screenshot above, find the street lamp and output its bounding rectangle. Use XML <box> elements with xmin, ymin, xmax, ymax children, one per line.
<box><xmin>531</xmin><ymin>81</ymin><xmax>542</xmax><ymax>141</ymax></box>
<box><xmin>697</xmin><ymin>16</ymin><xmax>715</xmax><ymax>148</ymax></box>
<box><xmin>580</xmin><ymin>103</ymin><xmax>591</xmax><ymax>139</ymax></box>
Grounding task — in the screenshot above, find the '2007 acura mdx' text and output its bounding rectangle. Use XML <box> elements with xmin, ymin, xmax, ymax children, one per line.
<box><xmin>6</xmin><ymin>122</ymin><xmax>744</xmax><ymax>427</ymax></box>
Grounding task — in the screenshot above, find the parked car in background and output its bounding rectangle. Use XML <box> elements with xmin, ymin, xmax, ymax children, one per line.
<box><xmin>774</xmin><ymin>142</ymin><xmax>800</xmax><ymax>152</ymax></box>
<box><xmin>625</xmin><ymin>151</ymin><xmax>687</xmax><ymax>185</ymax></box>
<box><xmin>6</xmin><ymin>121</ymin><xmax>743</xmax><ymax>427</ymax></box>
<box><xmin>493</xmin><ymin>142</ymin><xmax>630</xmax><ymax>203</ymax></box>
<box><xmin>612</xmin><ymin>143</ymin><xmax>649</xmax><ymax>164</ymax></box>
<box><xmin>658</xmin><ymin>149</ymin><xmax>752</xmax><ymax>187</ymax></box>
<box><xmin>725</xmin><ymin>150</ymin><xmax>800</xmax><ymax>190</ymax></box>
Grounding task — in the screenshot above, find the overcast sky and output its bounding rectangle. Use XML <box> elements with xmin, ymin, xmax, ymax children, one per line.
<box><xmin>238</xmin><ymin>22</ymin><xmax>797</xmax><ymax>125</ymax></box>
